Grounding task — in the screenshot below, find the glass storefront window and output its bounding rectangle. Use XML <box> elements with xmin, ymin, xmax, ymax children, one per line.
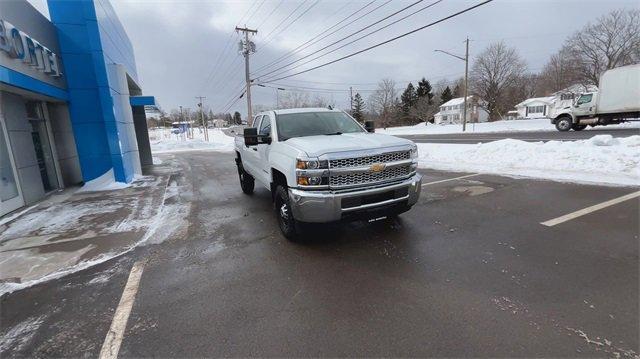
<box><xmin>0</xmin><ymin>121</ymin><xmax>20</xmax><ymax>202</ymax></box>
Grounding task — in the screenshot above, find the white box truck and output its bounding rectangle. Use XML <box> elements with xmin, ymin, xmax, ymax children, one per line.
<box><xmin>552</xmin><ymin>64</ymin><xmax>640</xmax><ymax>131</ymax></box>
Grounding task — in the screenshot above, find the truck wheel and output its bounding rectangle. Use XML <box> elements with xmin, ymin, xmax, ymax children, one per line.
<box><xmin>555</xmin><ymin>117</ymin><xmax>572</xmax><ymax>132</ymax></box>
<box><xmin>572</xmin><ymin>124</ymin><xmax>587</xmax><ymax>131</ymax></box>
<box><xmin>237</xmin><ymin>162</ymin><xmax>254</xmax><ymax>194</ymax></box>
<box><xmin>275</xmin><ymin>185</ymin><xmax>301</xmax><ymax>241</ymax></box>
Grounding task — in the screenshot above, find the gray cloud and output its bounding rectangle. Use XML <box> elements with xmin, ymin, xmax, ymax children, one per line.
<box><xmin>28</xmin><ymin>0</ymin><xmax>639</xmax><ymax>116</ymax></box>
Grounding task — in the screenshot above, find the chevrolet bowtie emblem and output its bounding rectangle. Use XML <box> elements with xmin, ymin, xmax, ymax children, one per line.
<box><xmin>370</xmin><ymin>163</ymin><xmax>386</xmax><ymax>172</ymax></box>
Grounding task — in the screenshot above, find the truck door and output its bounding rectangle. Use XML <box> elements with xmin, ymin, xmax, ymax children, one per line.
<box><xmin>573</xmin><ymin>93</ymin><xmax>595</xmax><ymax>117</ymax></box>
<box><xmin>255</xmin><ymin>114</ymin><xmax>273</xmax><ymax>186</ymax></box>
<box><xmin>243</xmin><ymin>115</ymin><xmax>262</xmax><ymax>179</ymax></box>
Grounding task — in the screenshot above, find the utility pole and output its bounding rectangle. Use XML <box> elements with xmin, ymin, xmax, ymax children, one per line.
<box><xmin>196</xmin><ymin>96</ymin><xmax>208</xmax><ymax>141</ymax></box>
<box><xmin>179</xmin><ymin>105</ymin><xmax>185</xmax><ymax>141</ymax></box>
<box><xmin>236</xmin><ymin>26</ymin><xmax>257</xmax><ymax>121</ymax></box>
<box><xmin>462</xmin><ymin>37</ymin><xmax>469</xmax><ymax>132</ymax></box>
<box><xmin>434</xmin><ymin>37</ymin><xmax>470</xmax><ymax>131</ymax></box>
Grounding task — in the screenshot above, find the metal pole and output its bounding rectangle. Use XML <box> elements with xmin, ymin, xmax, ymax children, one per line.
<box><xmin>179</xmin><ymin>105</ymin><xmax>185</xmax><ymax>141</ymax></box>
<box><xmin>236</xmin><ymin>26</ymin><xmax>257</xmax><ymax>122</ymax></box>
<box><xmin>196</xmin><ymin>96</ymin><xmax>208</xmax><ymax>141</ymax></box>
<box><xmin>462</xmin><ymin>37</ymin><xmax>469</xmax><ymax>132</ymax></box>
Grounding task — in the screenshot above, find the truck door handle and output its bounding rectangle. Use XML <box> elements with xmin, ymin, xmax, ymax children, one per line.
<box><xmin>252</xmin><ymin>147</ymin><xmax>258</xmax><ymax>151</ymax></box>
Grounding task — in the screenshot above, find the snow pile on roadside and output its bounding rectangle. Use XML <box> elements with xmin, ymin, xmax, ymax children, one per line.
<box><xmin>150</xmin><ymin>128</ymin><xmax>235</xmax><ymax>153</ymax></box>
<box><xmin>416</xmin><ymin>135</ymin><xmax>640</xmax><ymax>186</ymax></box>
<box><xmin>377</xmin><ymin>119</ymin><xmax>640</xmax><ymax>136</ymax></box>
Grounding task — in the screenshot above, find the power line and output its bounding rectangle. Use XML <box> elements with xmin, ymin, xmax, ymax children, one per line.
<box><xmin>219</xmin><ymin>84</ymin><xmax>247</xmax><ymax>113</ymax></box>
<box><xmin>256</xmin><ymin>0</ymin><xmax>286</xmax><ymax>29</ymax></box>
<box><xmin>262</xmin><ymin>0</ymin><xmax>494</xmax><ymax>83</ymax></box>
<box><xmin>244</xmin><ymin>0</ymin><xmax>267</xmax><ymax>25</ymax></box>
<box><xmin>258</xmin><ymin>0</ymin><xmax>444</xmax><ymax>81</ymax></box>
<box><xmin>198</xmin><ymin>0</ymin><xmax>260</xmax><ymax>93</ymax></box>
<box><xmin>255</xmin><ymin>0</ymin><xmax>421</xmax><ymax>78</ymax></box>
<box><xmin>260</xmin><ymin>0</ymin><xmax>310</xmax><ymax>44</ymax></box>
<box><xmin>252</xmin><ymin>0</ymin><xmax>380</xmax><ymax>74</ymax></box>
<box><xmin>261</xmin><ymin>0</ymin><xmax>322</xmax><ymax>48</ymax></box>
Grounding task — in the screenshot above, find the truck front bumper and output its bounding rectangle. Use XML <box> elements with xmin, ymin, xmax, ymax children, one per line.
<box><xmin>288</xmin><ymin>174</ymin><xmax>422</xmax><ymax>223</ymax></box>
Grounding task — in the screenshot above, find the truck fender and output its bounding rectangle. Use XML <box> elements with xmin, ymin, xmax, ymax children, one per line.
<box><xmin>552</xmin><ymin>113</ymin><xmax>575</xmax><ymax>124</ymax></box>
<box><xmin>268</xmin><ymin>151</ymin><xmax>298</xmax><ymax>188</ymax></box>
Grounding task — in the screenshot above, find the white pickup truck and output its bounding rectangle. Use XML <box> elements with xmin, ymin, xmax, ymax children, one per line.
<box><xmin>234</xmin><ymin>108</ymin><xmax>422</xmax><ymax>240</ymax></box>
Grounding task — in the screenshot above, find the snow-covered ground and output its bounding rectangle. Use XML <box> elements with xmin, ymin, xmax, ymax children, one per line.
<box><xmin>150</xmin><ymin>128</ymin><xmax>235</xmax><ymax>153</ymax></box>
<box><xmin>377</xmin><ymin>119</ymin><xmax>640</xmax><ymax>136</ymax></box>
<box><xmin>416</xmin><ymin>135</ymin><xmax>640</xmax><ymax>187</ymax></box>
<box><xmin>0</xmin><ymin>160</ymin><xmax>192</xmax><ymax>295</ymax></box>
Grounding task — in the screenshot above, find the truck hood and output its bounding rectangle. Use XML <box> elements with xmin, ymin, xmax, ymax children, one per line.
<box><xmin>283</xmin><ymin>133</ymin><xmax>414</xmax><ymax>157</ymax></box>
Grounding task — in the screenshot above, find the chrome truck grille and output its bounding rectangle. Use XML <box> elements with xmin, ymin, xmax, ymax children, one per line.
<box><xmin>328</xmin><ymin>150</ymin><xmax>413</xmax><ymax>188</ymax></box>
<box><xmin>329</xmin><ymin>151</ymin><xmax>410</xmax><ymax>169</ymax></box>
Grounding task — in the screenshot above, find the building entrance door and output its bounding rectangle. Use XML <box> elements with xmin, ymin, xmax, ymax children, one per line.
<box><xmin>26</xmin><ymin>102</ymin><xmax>59</xmax><ymax>193</ymax></box>
<box><xmin>0</xmin><ymin>115</ymin><xmax>24</xmax><ymax>216</ymax></box>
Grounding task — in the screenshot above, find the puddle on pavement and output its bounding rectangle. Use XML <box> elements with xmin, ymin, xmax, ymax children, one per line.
<box><xmin>451</xmin><ymin>185</ymin><xmax>494</xmax><ymax>196</ymax></box>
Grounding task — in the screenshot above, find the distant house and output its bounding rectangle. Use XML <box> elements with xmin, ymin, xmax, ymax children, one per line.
<box><xmin>208</xmin><ymin>118</ymin><xmax>228</xmax><ymax>128</ymax></box>
<box><xmin>514</xmin><ymin>96</ymin><xmax>555</xmax><ymax>119</ymax></box>
<box><xmin>434</xmin><ymin>96</ymin><xmax>489</xmax><ymax>125</ymax></box>
<box><xmin>513</xmin><ymin>84</ymin><xmax>599</xmax><ymax>120</ymax></box>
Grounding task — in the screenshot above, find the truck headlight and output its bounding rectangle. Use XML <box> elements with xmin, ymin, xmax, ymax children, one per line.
<box><xmin>410</xmin><ymin>145</ymin><xmax>418</xmax><ymax>159</ymax></box>
<box><xmin>296</xmin><ymin>159</ymin><xmax>328</xmax><ymax>169</ymax></box>
<box><xmin>297</xmin><ymin>176</ymin><xmax>324</xmax><ymax>186</ymax></box>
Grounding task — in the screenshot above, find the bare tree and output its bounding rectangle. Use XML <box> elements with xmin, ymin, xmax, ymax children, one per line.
<box><xmin>537</xmin><ymin>46</ymin><xmax>582</xmax><ymax>94</ymax></box>
<box><xmin>310</xmin><ymin>94</ymin><xmax>332</xmax><ymax>108</ymax></box>
<box><xmin>470</xmin><ymin>41</ymin><xmax>527</xmax><ymax>120</ymax></box>
<box><xmin>368</xmin><ymin>78</ymin><xmax>398</xmax><ymax>128</ymax></box>
<box><xmin>278</xmin><ymin>91</ymin><xmax>310</xmax><ymax>108</ymax></box>
<box><xmin>410</xmin><ymin>97</ymin><xmax>439</xmax><ymax>124</ymax></box>
<box><xmin>565</xmin><ymin>9</ymin><xmax>640</xmax><ymax>86</ymax></box>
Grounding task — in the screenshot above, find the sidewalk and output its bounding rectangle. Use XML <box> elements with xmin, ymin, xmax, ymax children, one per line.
<box><xmin>0</xmin><ymin>158</ymin><xmax>187</xmax><ymax>295</ymax></box>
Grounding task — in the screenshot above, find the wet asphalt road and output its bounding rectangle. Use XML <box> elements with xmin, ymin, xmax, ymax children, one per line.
<box><xmin>398</xmin><ymin>127</ymin><xmax>639</xmax><ymax>143</ymax></box>
<box><xmin>1</xmin><ymin>151</ymin><xmax>638</xmax><ymax>357</ymax></box>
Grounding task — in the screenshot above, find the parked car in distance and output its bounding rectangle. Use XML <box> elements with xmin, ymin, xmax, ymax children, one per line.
<box><xmin>234</xmin><ymin>108</ymin><xmax>422</xmax><ymax>240</ymax></box>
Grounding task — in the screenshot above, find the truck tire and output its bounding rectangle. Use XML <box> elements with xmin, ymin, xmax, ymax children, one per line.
<box><xmin>275</xmin><ymin>185</ymin><xmax>301</xmax><ymax>241</ymax></box>
<box><xmin>555</xmin><ymin>117</ymin><xmax>572</xmax><ymax>132</ymax></box>
<box><xmin>237</xmin><ymin>161</ymin><xmax>254</xmax><ymax>194</ymax></box>
<box><xmin>571</xmin><ymin>124</ymin><xmax>587</xmax><ymax>131</ymax></box>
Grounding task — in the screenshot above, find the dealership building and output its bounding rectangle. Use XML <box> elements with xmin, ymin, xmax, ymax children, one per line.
<box><xmin>0</xmin><ymin>0</ymin><xmax>155</xmax><ymax>216</ymax></box>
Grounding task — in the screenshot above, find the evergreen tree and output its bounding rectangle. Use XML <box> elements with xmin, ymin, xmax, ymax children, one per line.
<box><xmin>416</xmin><ymin>77</ymin><xmax>434</xmax><ymax>104</ymax></box>
<box><xmin>452</xmin><ymin>83</ymin><xmax>461</xmax><ymax>98</ymax></box>
<box><xmin>223</xmin><ymin>112</ymin><xmax>232</xmax><ymax>125</ymax></box>
<box><xmin>400</xmin><ymin>82</ymin><xmax>418</xmax><ymax>115</ymax></box>
<box><xmin>351</xmin><ymin>93</ymin><xmax>365</xmax><ymax>123</ymax></box>
<box><xmin>233</xmin><ymin>111</ymin><xmax>242</xmax><ymax>125</ymax></box>
<box><xmin>440</xmin><ymin>86</ymin><xmax>453</xmax><ymax>104</ymax></box>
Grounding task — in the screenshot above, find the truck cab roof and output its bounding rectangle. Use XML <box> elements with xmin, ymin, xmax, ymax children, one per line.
<box><xmin>271</xmin><ymin>108</ymin><xmax>341</xmax><ymax>116</ymax></box>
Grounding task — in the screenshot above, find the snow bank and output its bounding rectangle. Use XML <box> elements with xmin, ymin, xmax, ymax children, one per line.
<box><xmin>416</xmin><ymin>135</ymin><xmax>640</xmax><ymax>186</ymax></box>
<box><xmin>78</xmin><ymin>169</ymin><xmax>130</xmax><ymax>192</ymax></box>
<box><xmin>150</xmin><ymin>128</ymin><xmax>235</xmax><ymax>153</ymax></box>
<box><xmin>377</xmin><ymin>119</ymin><xmax>640</xmax><ymax>136</ymax></box>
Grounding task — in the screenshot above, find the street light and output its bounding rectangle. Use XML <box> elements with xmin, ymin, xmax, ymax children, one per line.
<box><xmin>434</xmin><ymin>37</ymin><xmax>470</xmax><ymax>132</ymax></box>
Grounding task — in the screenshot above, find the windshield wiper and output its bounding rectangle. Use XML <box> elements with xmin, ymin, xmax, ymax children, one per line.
<box><xmin>324</xmin><ymin>132</ymin><xmax>343</xmax><ymax>136</ymax></box>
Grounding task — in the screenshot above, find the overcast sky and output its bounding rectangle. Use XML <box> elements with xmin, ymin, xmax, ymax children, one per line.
<box><xmin>28</xmin><ymin>0</ymin><xmax>637</xmax><ymax>117</ymax></box>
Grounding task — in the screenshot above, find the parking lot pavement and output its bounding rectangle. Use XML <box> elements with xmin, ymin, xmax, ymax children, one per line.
<box><xmin>399</xmin><ymin>127</ymin><xmax>639</xmax><ymax>143</ymax></box>
<box><xmin>1</xmin><ymin>151</ymin><xmax>638</xmax><ymax>357</ymax></box>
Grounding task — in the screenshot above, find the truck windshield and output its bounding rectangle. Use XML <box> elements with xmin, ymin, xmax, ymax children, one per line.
<box><xmin>276</xmin><ymin>112</ymin><xmax>365</xmax><ymax>141</ymax></box>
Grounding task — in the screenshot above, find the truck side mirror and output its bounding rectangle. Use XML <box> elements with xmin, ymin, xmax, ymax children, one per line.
<box><xmin>364</xmin><ymin>121</ymin><xmax>375</xmax><ymax>133</ymax></box>
<box><xmin>244</xmin><ymin>128</ymin><xmax>259</xmax><ymax>146</ymax></box>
